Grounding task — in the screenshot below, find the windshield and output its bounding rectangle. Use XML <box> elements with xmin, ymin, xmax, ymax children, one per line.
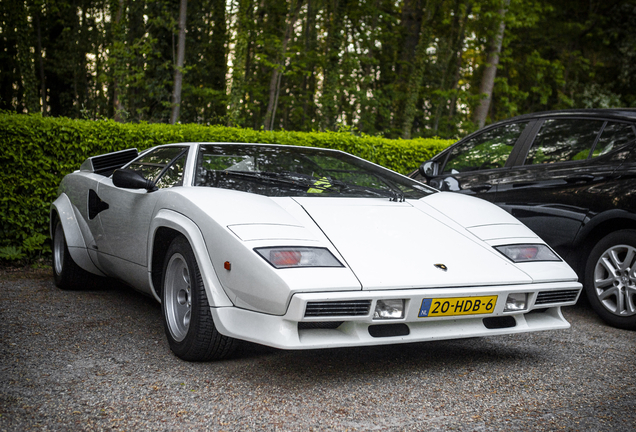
<box><xmin>194</xmin><ymin>144</ymin><xmax>434</xmax><ymax>199</ymax></box>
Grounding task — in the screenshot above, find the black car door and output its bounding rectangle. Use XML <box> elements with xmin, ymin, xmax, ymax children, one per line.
<box><xmin>495</xmin><ymin>118</ymin><xmax>636</xmax><ymax>258</ymax></box>
<box><xmin>418</xmin><ymin>121</ymin><xmax>534</xmax><ymax>201</ymax></box>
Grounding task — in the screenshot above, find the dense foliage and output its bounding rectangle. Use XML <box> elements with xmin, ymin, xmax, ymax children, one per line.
<box><xmin>2</xmin><ymin>0</ymin><xmax>635</xmax><ymax>140</ymax></box>
<box><xmin>0</xmin><ymin>113</ymin><xmax>451</xmax><ymax>260</ymax></box>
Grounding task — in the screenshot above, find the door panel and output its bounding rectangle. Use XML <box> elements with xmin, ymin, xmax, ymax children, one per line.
<box><xmin>495</xmin><ymin>118</ymin><xmax>615</xmax><ymax>253</ymax></box>
<box><xmin>91</xmin><ymin>146</ymin><xmax>189</xmax><ymax>271</ymax></box>
<box><xmin>94</xmin><ymin>179</ymin><xmax>159</xmax><ymax>267</ymax></box>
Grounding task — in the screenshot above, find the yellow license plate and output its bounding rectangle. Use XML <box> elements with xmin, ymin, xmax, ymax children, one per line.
<box><xmin>418</xmin><ymin>296</ymin><xmax>497</xmax><ymax>318</ymax></box>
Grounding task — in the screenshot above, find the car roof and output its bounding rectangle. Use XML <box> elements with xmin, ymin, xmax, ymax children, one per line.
<box><xmin>498</xmin><ymin>108</ymin><xmax>636</xmax><ymax>124</ymax></box>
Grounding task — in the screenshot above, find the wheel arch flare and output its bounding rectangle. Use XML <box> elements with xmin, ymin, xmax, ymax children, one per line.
<box><xmin>148</xmin><ymin>209</ymin><xmax>233</xmax><ymax>307</ymax></box>
<box><xmin>50</xmin><ymin>193</ymin><xmax>104</xmax><ymax>276</ymax></box>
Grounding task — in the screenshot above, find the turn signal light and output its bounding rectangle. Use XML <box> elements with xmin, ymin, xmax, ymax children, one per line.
<box><xmin>270</xmin><ymin>251</ymin><xmax>302</xmax><ymax>267</ymax></box>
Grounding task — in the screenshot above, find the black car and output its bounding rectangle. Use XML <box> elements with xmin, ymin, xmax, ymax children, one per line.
<box><xmin>410</xmin><ymin>109</ymin><xmax>636</xmax><ymax>330</ymax></box>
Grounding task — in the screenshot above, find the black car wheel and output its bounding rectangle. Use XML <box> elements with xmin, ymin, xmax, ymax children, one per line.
<box><xmin>585</xmin><ymin>230</ymin><xmax>636</xmax><ymax>330</ymax></box>
<box><xmin>52</xmin><ymin>220</ymin><xmax>93</xmax><ymax>290</ymax></box>
<box><xmin>161</xmin><ymin>236</ymin><xmax>237</xmax><ymax>361</ymax></box>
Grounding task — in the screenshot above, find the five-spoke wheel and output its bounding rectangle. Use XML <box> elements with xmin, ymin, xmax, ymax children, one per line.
<box><xmin>585</xmin><ymin>230</ymin><xmax>636</xmax><ymax>330</ymax></box>
<box><xmin>164</xmin><ymin>253</ymin><xmax>193</xmax><ymax>342</ymax></box>
<box><xmin>161</xmin><ymin>236</ymin><xmax>237</xmax><ymax>361</ymax></box>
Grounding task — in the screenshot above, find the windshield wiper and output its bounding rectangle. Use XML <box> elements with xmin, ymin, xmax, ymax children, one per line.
<box><xmin>330</xmin><ymin>180</ymin><xmax>405</xmax><ymax>202</ymax></box>
<box><xmin>218</xmin><ymin>170</ymin><xmax>314</xmax><ymax>190</ymax></box>
<box><xmin>219</xmin><ymin>171</ymin><xmax>405</xmax><ymax>201</ymax></box>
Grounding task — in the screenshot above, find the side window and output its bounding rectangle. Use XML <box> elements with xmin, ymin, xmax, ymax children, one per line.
<box><xmin>155</xmin><ymin>153</ymin><xmax>187</xmax><ymax>188</ymax></box>
<box><xmin>127</xmin><ymin>146</ymin><xmax>188</xmax><ymax>188</ymax></box>
<box><xmin>592</xmin><ymin>122</ymin><xmax>636</xmax><ymax>157</ymax></box>
<box><xmin>524</xmin><ymin>119</ymin><xmax>603</xmax><ymax>165</ymax></box>
<box><xmin>442</xmin><ymin>123</ymin><xmax>526</xmax><ymax>174</ymax></box>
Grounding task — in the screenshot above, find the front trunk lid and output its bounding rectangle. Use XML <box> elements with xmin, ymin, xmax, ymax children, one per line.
<box><xmin>294</xmin><ymin>197</ymin><xmax>532</xmax><ymax>290</ymax></box>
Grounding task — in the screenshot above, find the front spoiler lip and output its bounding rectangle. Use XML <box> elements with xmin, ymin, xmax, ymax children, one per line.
<box><xmin>210</xmin><ymin>281</ymin><xmax>581</xmax><ymax>350</ymax></box>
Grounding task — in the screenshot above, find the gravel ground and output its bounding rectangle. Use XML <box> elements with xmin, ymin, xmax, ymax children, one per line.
<box><xmin>1</xmin><ymin>267</ymin><xmax>635</xmax><ymax>431</ymax></box>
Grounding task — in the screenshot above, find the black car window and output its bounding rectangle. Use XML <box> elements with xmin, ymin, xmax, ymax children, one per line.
<box><xmin>592</xmin><ymin>122</ymin><xmax>636</xmax><ymax>157</ymax></box>
<box><xmin>127</xmin><ymin>146</ymin><xmax>188</xmax><ymax>188</ymax></box>
<box><xmin>442</xmin><ymin>122</ymin><xmax>526</xmax><ymax>174</ymax></box>
<box><xmin>524</xmin><ymin>119</ymin><xmax>603</xmax><ymax>165</ymax></box>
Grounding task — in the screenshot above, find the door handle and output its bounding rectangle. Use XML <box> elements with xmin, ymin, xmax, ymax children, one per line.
<box><xmin>565</xmin><ymin>174</ymin><xmax>595</xmax><ymax>183</ymax></box>
<box><xmin>470</xmin><ymin>183</ymin><xmax>493</xmax><ymax>193</ymax></box>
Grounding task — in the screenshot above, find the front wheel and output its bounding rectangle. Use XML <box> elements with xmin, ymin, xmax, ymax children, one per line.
<box><xmin>161</xmin><ymin>236</ymin><xmax>237</xmax><ymax>361</ymax></box>
<box><xmin>584</xmin><ymin>230</ymin><xmax>636</xmax><ymax>330</ymax></box>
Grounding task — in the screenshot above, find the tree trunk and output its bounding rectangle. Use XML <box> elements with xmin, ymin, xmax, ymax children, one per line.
<box><xmin>112</xmin><ymin>0</ymin><xmax>125</xmax><ymax>122</ymax></box>
<box><xmin>263</xmin><ymin>0</ymin><xmax>304</xmax><ymax>130</ymax></box>
<box><xmin>448</xmin><ymin>2</ymin><xmax>472</xmax><ymax>120</ymax></box>
<box><xmin>473</xmin><ymin>0</ymin><xmax>510</xmax><ymax>129</ymax></box>
<box><xmin>319</xmin><ymin>0</ymin><xmax>350</xmax><ymax>131</ymax></box>
<box><xmin>400</xmin><ymin>0</ymin><xmax>443</xmax><ymax>139</ymax></box>
<box><xmin>16</xmin><ymin>0</ymin><xmax>39</xmax><ymax>113</ymax></box>
<box><xmin>170</xmin><ymin>0</ymin><xmax>188</xmax><ymax>124</ymax></box>
<box><xmin>301</xmin><ymin>0</ymin><xmax>317</xmax><ymax>130</ymax></box>
<box><xmin>33</xmin><ymin>7</ymin><xmax>47</xmax><ymax>115</ymax></box>
<box><xmin>227</xmin><ymin>0</ymin><xmax>251</xmax><ymax>127</ymax></box>
<box><xmin>209</xmin><ymin>0</ymin><xmax>227</xmax><ymax>121</ymax></box>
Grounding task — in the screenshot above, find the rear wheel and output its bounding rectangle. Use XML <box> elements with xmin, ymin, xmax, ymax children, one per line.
<box><xmin>161</xmin><ymin>236</ymin><xmax>237</xmax><ymax>361</ymax></box>
<box><xmin>52</xmin><ymin>220</ymin><xmax>94</xmax><ymax>290</ymax></box>
<box><xmin>584</xmin><ymin>230</ymin><xmax>636</xmax><ymax>330</ymax></box>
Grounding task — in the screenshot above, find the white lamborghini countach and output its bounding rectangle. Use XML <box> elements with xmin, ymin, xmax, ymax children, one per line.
<box><xmin>51</xmin><ymin>143</ymin><xmax>581</xmax><ymax>361</ymax></box>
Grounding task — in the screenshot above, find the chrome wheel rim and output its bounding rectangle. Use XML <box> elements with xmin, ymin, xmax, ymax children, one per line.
<box><xmin>164</xmin><ymin>253</ymin><xmax>192</xmax><ymax>342</ymax></box>
<box><xmin>53</xmin><ymin>224</ymin><xmax>65</xmax><ymax>276</ymax></box>
<box><xmin>594</xmin><ymin>244</ymin><xmax>636</xmax><ymax>317</ymax></box>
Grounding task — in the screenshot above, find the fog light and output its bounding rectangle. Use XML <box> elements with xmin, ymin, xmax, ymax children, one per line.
<box><xmin>504</xmin><ymin>293</ymin><xmax>528</xmax><ymax>312</ymax></box>
<box><xmin>374</xmin><ymin>299</ymin><xmax>405</xmax><ymax>319</ymax></box>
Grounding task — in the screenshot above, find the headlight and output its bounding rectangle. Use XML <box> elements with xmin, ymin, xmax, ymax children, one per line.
<box><xmin>495</xmin><ymin>244</ymin><xmax>561</xmax><ymax>263</ymax></box>
<box><xmin>374</xmin><ymin>299</ymin><xmax>405</xmax><ymax>320</ymax></box>
<box><xmin>504</xmin><ymin>293</ymin><xmax>528</xmax><ymax>312</ymax></box>
<box><xmin>255</xmin><ymin>247</ymin><xmax>343</xmax><ymax>269</ymax></box>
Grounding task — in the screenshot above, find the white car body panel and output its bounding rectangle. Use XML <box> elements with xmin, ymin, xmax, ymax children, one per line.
<box><xmin>51</xmin><ymin>193</ymin><xmax>105</xmax><ymax>276</ymax></box>
<box><xmin>94</xmin><ymin>177</ymin><xmax>159</xmax><ymax>265</ymax></box>
<box><xmin>212</xmin><ymin>282</ymin><xmax>577</xmax><ymax>349</ymax></box>
<box><xmin>51</xmin><ymin>142</ymin><xmax>582</xmax><ymax>354</ymax></box>
<box><xmin>149</xmin><ymin>209</ymin><xmax>233</xmax><ymax>306</ymax></box>
<box><xmin>295</xmin><ymin>197</ymin><xmax>534</xmax><ymax>289</ymax></box>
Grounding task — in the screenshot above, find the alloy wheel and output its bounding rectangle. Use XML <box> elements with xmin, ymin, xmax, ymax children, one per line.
<box><xmin>594</xmin><ymin>244</ymin><xmax>636</xmax><ymax>317</ymax></box>
<box><xmin>164</xmin><ymin>253</ymin><xmax>192</xmax><ymax>342</ymax></box>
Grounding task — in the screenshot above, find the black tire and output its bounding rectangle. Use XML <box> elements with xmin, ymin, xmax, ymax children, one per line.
<box><xmin>52</xmin><ymin>220</ymin><xmax>95</xmax><ymax>290</ymax></box>
<box><xmin>584</xmin><ymin>230</ymin><xmax>636</xmax><ymax>330</ymax></box>
<box><xmin>161</xmin><ymin>236</ymin><xmax>237</xmax><ymax>361</ymax></box>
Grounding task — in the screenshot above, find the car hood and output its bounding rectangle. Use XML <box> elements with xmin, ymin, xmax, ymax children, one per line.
<box><xmin>292</xmin><ymin>196</ymin><xmax>534</xmax><ymax>290</ymax></box>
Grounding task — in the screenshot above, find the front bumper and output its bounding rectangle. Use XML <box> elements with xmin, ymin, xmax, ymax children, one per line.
<box><xmin>211</xmin><ymin>281</ymin><xmax>581</xmax><ymax>350</ymax></box>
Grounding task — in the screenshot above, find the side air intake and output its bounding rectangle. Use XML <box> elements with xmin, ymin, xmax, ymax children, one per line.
<box><xmin>80</xmin><ymin>148</ymin><xmax>139</xmax><ymax>176</ymax></box>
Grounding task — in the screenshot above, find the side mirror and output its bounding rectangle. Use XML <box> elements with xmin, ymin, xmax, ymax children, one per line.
<box><xmin>112</xmin><ymin>169</ymin><xmax>156</xmax><ymax>191</ymax></box>
<box><xmin>418</xmin><ymin>161</ymin><xmax>439</xmax><ymax>179</ymax></box>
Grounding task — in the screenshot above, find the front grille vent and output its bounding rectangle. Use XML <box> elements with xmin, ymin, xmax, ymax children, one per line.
<box><xmin>304</xmin><ymin>300</ymin><xmax>372</xmax><ymax>317</ymax></box>
<box><xmin>535</xmin><ymin>289</ymin><xmax>579</xmax><ymax>305</ymax></box>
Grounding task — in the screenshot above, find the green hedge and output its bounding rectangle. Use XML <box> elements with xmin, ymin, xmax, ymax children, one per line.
<box><xmin>0</xmin><ymin>113</ymin><xmax>452</xmax><ymax>260</ymax></box>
